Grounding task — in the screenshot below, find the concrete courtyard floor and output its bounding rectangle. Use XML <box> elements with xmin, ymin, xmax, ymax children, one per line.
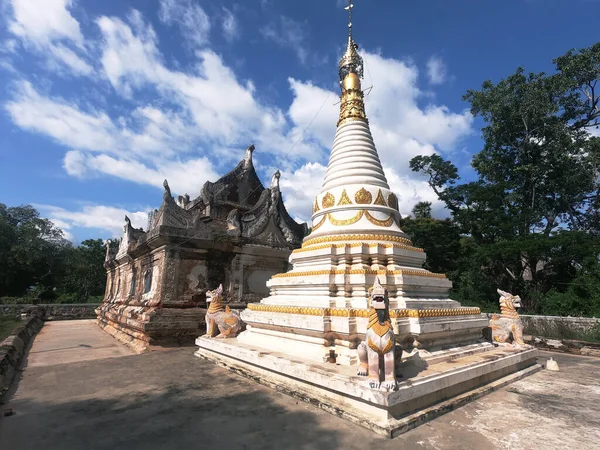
<box><xmin>0</xmin><ymin>320</ymin><xmax>599</xmax><ymax>450</ymax></box>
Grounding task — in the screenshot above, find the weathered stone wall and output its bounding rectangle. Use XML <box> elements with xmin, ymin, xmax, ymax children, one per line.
<box><xmin>0</xmin><ymin>316</ymin><xmax>43</xmax><ymax>395</ymax></box>
<box><xmin>97</xmin><ymin>246</ymin><xmax>208</xmax><ymax>352</ymax></box>
<box><xmin>484</xmin><ymin>313</ymin><xmax>600</xmax><ymax>332</ymax></box>
<box><xmin>520</xmin><ymin>314</ymin><xmax>600</xmax><ymax>333</ymax></box>
<box><xmin>228</xmin><ymin>247</ymin><xmax>291</xmax><ymax>304</ymax></box>
<box><xmin>0</xmin><ymin>304</ymin><xmax>100</xmax><ymax>320</ymax></box>
<box><xmin>104</xmin><ymin>247</ymin><xmax>167</xmax><ymax>308</ymax></box>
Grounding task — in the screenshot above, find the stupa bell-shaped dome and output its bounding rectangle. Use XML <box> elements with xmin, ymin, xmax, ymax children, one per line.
<box><xmin>342</xmin><ymin>72</ymin><xmax>361</xmax><ymax>91</ymax></box>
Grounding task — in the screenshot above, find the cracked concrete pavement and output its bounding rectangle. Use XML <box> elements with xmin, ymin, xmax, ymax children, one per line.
<box><xmin>1</xmin><ymin>320</ymin><xmax>598</xmax><ymax>450</ymax></box>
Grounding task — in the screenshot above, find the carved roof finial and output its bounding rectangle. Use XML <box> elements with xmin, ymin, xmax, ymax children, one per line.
<box><xmin>271</xmin><ymin>170</ymin><xmax>281</xmax><ymax>190</ymax></box>
<box><xmin>244</xmin><ymin>144</ymin><xmax>255</xmax><ymax>169</ymax></box>
<box><xmin>163</xmin><ymin>179</ymin><xmax>172</xmax><ymax>201</ymax></box>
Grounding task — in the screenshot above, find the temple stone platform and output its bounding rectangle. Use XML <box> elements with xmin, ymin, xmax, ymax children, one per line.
<box><xmin>195</xmin><ymin>337</ymin><xmax>539</xmax><ymax>437</ymax></box>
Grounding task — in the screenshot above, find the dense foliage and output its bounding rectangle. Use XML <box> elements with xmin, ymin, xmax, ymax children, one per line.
<box><xmin>407</xmin><ymin>43</ymin><xmax>600</xmax><ymax>317</ymax></box>
<box><xmin>0</xmin><ymin>204</ymin><xmax>106</xmax><ymax>304</ymax></box>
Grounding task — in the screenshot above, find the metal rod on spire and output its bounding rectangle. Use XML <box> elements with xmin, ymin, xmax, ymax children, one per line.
<box><xmin>344</xmin><ymin>0</ymin><xmax>354</xmax><ymax>39</ymax></box>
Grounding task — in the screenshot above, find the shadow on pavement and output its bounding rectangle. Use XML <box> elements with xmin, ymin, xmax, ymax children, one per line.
<box><xmin>0</xmin><ymin>350</ymin><xmax>346</xmax><ymax>450</ymax></box>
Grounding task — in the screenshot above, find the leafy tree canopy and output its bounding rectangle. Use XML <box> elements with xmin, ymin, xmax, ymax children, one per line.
<box><xmin>409</xmin><ymin>43</ymin><xmax>600</xmax><ymax>313</ymax></box>
<box><xmin>0</xmin><ymin>204</ymin><xmax>107</xmax><ymax>303</ymax></box>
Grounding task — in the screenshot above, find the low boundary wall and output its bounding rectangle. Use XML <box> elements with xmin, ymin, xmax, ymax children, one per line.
<box><xmin>483</xmin><ymin>313</ymin><xmax>600</xmax><ymax>332</ymax></box>
<box><xmin>0</xmin><ymin>304</ymin><xmax>100</xmax><ymax>321</ymax></box>
<box><xmin>0</xmin><ymin>316</ymin><xmax>43</xmax><ymax>396</ymax></box>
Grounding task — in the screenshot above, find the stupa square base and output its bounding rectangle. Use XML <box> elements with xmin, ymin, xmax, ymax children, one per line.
<box><xmin>195</xmin><ymin>337</ymin><xmax>540</xmax><ymax>438</ymax></box>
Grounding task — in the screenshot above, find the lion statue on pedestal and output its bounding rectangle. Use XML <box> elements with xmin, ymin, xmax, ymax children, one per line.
<box><xmin>201</xmin><ymin>284</ymin><xmax>242</xmax><ymax>339</ymax></box>
<box><xmin>489</xmin><ymin>289</ymin><xmax>526</xmax><ymax>346</ymax></box>
<box><xmin>356</xmin><ymin>277</ymin><xmax>397</xmax><ymax>391</ymax></box>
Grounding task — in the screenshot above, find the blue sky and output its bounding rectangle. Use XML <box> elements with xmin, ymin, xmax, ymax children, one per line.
<box><xmin>1</xmin><ymin>0</ymin><xmax>599</xmax><ymax>243</ymax></box>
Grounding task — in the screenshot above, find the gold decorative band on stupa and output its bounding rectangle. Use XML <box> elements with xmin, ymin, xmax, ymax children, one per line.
<box><xmin>311</xmin><ymin>214</ymin><xmax>327</xmax><ymax>232</ymax></box>
<box><xmin>364</xmin><ymin>210</ymin><xmax>394</xmax><ymax>227</ymax></box>
<box><xmin>311</xmin><ymin>210</ymin><xmax>395</xmax><ymax>227</ymax></box>
<box><xmin>328</xmin><ymin>210</ymin><xmax>364</xmax><ymax>226</ymax></box>
<box><xmin>322</xmin><ymin>192</ymin><xmax>335</xmax><ymax>209</ymax></box>
<box><xmin>303</xmin><ymin>233</ymin><xmax>413</xmax><ymax>247</ymax></box>
<box><xmin>337</xmin><ymin>72</ymin><xmax>368</xmax><ymax>126</ymax></box>
<box><xmin>374</xmin><ymin>189</ymin><xmax>387</xmax><ymax>206</ymax></box>
<box><xmin>247</xmin><ymin>303</ymin><xmax>481</xmax><ymax>319</ymax></box>
<box><xmin>355</xmin><ymin>188</ymin><xmax>372</xmax><ymax>204</ymax></box>
<box><xmin>388</xmin><ymin>193</ymin><xmax>399</xmax><ymax>211</ymax></box>
<box><xmin>337</xmin><ymin>189</ymin><xmax>352</xmax><ymax>205</ymax></box>
<box><xmin>318</xmin><ymin>188</ymin><xmax>394</xmax><ymax>210</ymax></box>
<box><xmin>271</xmin><ymin>268</ymin><xmax>447</xmax><ymax>279</ymax></box>
<box><xmin>291</xmin><ymin>242</ymin><xmax>425</xmax><ymax>254</ymax></box>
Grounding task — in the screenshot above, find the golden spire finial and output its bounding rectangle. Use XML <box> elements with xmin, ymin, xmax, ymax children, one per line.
<box><xmin>345</xmin><ymin>0</ymin><xmax>354</xmax><ymax>40</ymax></box>
<box><xmin>339</xmin><ymin>1</ymin><xmax>363</xmax><ymax>83</ymax></box>
<box><xmin>337</xmin><ymin>0</ymin><xmax>367</xmax><ymax>126</ymax></box>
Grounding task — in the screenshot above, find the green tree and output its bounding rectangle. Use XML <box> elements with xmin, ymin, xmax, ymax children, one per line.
<box><xmin>0</xmin><ymin>203</ymin><xmax>70</xmax><ymax>299</ymax></box>
<box><xmin>58</xmin><ymin>239</ymin><xmax>107</xmax><ymax>302</ymax></box>
<box><xmin>0</xmin><ymin>204</ymin><xmax>107</xmax><ymax>303</ymax></box>
<box><xmin>400</xmin><ymin>205</ymin><xmax>461</xmax><ymax>276</ymax></box>
<box><xmin>411</xmin><ymin>201</ymin><xmax>433</xmax><ymax>219</ymax></box>
<box><xmin>410</xmin><ymin>43</ymin><xmax>600</xmax><ymax>312</ymax></box>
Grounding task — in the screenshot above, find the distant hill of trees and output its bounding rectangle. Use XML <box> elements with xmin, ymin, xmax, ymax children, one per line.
<box><xmin>0</xmin><ymin>203</ymin><xmax>106</xmax><ymax>304</ymax></box>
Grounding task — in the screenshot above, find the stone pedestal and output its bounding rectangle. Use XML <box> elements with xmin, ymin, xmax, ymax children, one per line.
<box><xmin>97</xmin><ymin>305</ymin><xmax>207</xmax><ymax>353</ymax></box>
<box><xmin>195</xmin><ymin>337</ymin><xmax>540</xmax><ymax>437</ymax></box>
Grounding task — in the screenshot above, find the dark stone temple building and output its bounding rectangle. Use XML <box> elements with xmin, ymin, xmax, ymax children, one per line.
<box><xmin>97</xmin><ymin>145</ymin><xmax>307</xmax><ymax>352</ymax></box>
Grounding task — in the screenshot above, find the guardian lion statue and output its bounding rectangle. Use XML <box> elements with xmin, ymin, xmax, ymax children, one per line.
<box><xmin>356</xmin><ymin>278</ymin><xmax>398</xmax><ymax>391</ymax></box>
<box><xmin>489</xmin><ymin>289</ymin><xmax>526</xmax><ymax>346</ymax></box>
<box><xmin>202</xmin><ymin>284</ymin><xmax>242</xmax><ymax>339</ymax></box>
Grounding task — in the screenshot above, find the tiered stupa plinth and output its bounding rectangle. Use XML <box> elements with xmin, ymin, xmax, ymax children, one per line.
<box><xmin>196</xmin><ymin>3</ymin><xmax>538</xmax><ymax>437</ymax></box>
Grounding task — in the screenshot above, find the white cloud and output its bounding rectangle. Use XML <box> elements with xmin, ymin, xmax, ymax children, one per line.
<box><xmin>0</xmin><ymin>58</ymin><xmax>17</xmax><ymax>73</ymax></box>
<box><xmin>6</xmin><ymin>8</ymin><xmax>471</xmax><ymax>232</ymax></box>
<box><xmin>8</xmin><ymin>0</ymin><xmax>84</xmax><ymax>46</ymax></box>
<box><xmin>279</xmin><ymin>162</ymin><xmax>327</xmax><ymax>222</ymax></box>
<box><xmin>221</xmin><ymin>7</ymin><xmax>238</xmax><ymax>42</ymax></box>
<box><xmin>94</xmin><ymin>12</ymin><xmax>317</xmax><ymax>161</ymax></box>
<box><xmin>38</xmin><ymin>204</ymin><xmax>149</xmax><ymax>238</ymax></box>
<box><xmin>6</xmin><ymin>0</ymin><xmax>92</xmax><ymax>75</ymax></box>
<box><xmin>0</xmin><ymin>39</ymin><xmax>18</xmax><ymax>53</ymax></box>
<box><xmin>383</xmin><ymin>167</ymin><xmax>445</xmax><ymax>218</ymax></box>
<box><xmin>62</xmin><ymin>151</ymin><xmax>219</xmax><ymax>196</ymax></box>
<box><xmin>48</xmin><ymin>43</ymin><xmax>93</xmax><ymax>75</ymax></box>
<box><xmin>5</xmin><ymin>81</ymin><xmax>201</xmax><ymax>156</ymax></box>
<box><xmin>5</xmin><ymin>81</ymin><xmax>117</xmax><ymax>151</ymax></box>
<box><xmin>159</xmin><ymin>0</ymin><xmax>211</xmax><ymax>48</ymax></box>
<box><xmin>426</xmin><ymin>56</ymin><xmax>447</xmax><ymax>85</ymax></box>
<box><xmin>261</xmin><ymin>15</ymin><xmax>310</xmax><ymax>65</ymax></box>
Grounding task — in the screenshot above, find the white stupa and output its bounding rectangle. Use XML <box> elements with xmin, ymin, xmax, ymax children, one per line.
<box><xmin>234</xmin><ymin>15</ymin><xmax>486</xmax><ymax>365</ymax></box>
<box><xmin>196</xmin><ymin>2</ymin><xmax>538</xmax><ymax>437</ymax></box>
